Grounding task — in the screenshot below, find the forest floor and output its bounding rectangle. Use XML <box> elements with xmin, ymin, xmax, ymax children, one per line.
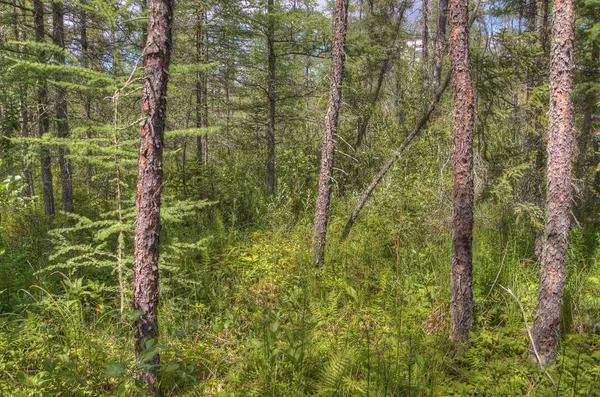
<box><xmin>1</xmin><ymin>205</ymin><xmax>600</xmax><ymax>396</ymax></box>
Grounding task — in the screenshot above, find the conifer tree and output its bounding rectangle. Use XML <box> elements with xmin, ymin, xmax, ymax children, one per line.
<box><xmin>312</xmin><ymin>0</ymin><xmax>349</xmax><ymax>268</ymax></box>
<box><xmin>52</xmin><ymin>0</ymin><xmax>74</xmax><ymax>212</ymax></box>
<box><xmin>530</xmin><ymin>0</ymin><xmax>576</xmax><ymax>365</ymax></box>
<box><xmin>133</xmin><ymin>0</ymin><xmax>173</xmax><ymax>392</ymax></box>
<box><xmin>33</xmin><ymin>0</ymin><xmax>55</xmax><ymax>216</ymax></box>
<box><xmin>449</xmin><ymin>0</ymin><xmax>475</xmax><ymax>341</ymax></box>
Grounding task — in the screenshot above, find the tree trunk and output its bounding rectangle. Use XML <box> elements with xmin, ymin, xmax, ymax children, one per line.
<box><xmin>312</xmin><ymin>0</ymin><xmax>349</xmax><ymax>268</ymax></box>
<box><xmin>266</xmin><ymin>0</ymin><xmax>276</xmax><ymax>196</ymax></box>
<box><xmin>195</xmin><ymin>6</ymin><xmax>208</xmax><ymax>165</ymax></box>
<box><xmin>340</xmin><ymin>5</ymin><xmax>478</xmax><ymax>242</ymax></box>
<box><xmin>530</xmin><ymin>0</ymin><xmax>575</xmax><ymax>365</ymax></box>
<box><xmin>133</xmin><ymin>0</ymin><xmax>173</xmax><ymax>393</ymax></box>
<box><xmin>422</xmin><ymin>0</ymin><xmax>430</xmax><ymax>114</ymax></box>
<box><xmin>33</xmin><ymin>0</ymin><xmax>55</xmax><ymax>216</ymax></box>
<box><xmin>52</xmin><ymin>1</ymin><xmax>74</xmax><ymax>213</ymax></box>
<box><xmin>13</xmin><ymin>9</ymin><xmax>35</xmax><ymax>199</ymax></box>
<box><xmin>80</xmin><ymin>9</ymin><xmax>94</xmax><ymax>194</ymax></box>
<box><xmin>449</xmin><ymin>0</ymin><xmax>475</xmax><ymax>341</ymax></box>
<box><xmin>354</xmin><ymin>1</ymin><xmax>407</xmax><ymax>149</ymax></box>
<box><xmin>432</xmin><ymin>0</ymin><xmax>448</xmax><ymax>93</ymax></box>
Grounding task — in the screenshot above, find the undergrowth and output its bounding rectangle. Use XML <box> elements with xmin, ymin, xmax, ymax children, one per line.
<box><xmin>1</xmin><ymin>200</ymin><xmax>599</xmax><ymax>396</ymax></box>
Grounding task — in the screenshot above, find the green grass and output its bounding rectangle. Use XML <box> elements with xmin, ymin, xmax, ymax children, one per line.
<box><xmin>0</xmin><ymin>201</ymin><xmax>599</xmax><ymax>396</ymax></box>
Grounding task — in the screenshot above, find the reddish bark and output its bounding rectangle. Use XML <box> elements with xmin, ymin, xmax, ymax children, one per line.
<box><xmin>530</xmin><ymin>0</ymin><xmax>575</xmax><ymax>365</ymax></box>
<box><xmin>133</xmin><ymin>0</ymin><xmax>173</xmax><ymax>393</ymax></box>
<box><xmin>312</xmin><ymin>0</ymin><xmax>349</xmax><ymax>268</ymax></box>
<box><xmin>449</xmin><ymin>0</ymin><xmax>475</xmax><ymax>341</ymax></box>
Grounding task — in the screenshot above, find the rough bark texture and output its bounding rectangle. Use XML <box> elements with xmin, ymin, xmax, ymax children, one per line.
<box><xmin>33</xmin><ymin>0</ymin><xmax>55</xmax><ymax>216</ymax></box>
<box><xmin>266</xmin><ymin>0</ymin><xmax>276</xmax><ymax>196</ymax></box>
<box><xmin>312</xmin><ymin>0</ymin><xmax>349</xmax><ymax>268</ymax></box>
<box><xmin>449</xmin><ymin>0</ymin><xmax>475</xmax><ymax>341</ymax></box>
<box><xmin>422</xmin><ymin>0</ymin><xmax>430</xmax><ymax>114</ymax></box>
<box><xmin>432</xmin><ymin>0</ymin><xmax>448</xmax><ymax>93</ymax></box>
<box><xmin>195</xmin><ymin>6</ymin><xmax>208</xmax><ymax>165</ymax></box>
<box><xmin>53</xmin><ymin>1</ymin><xmax>74</xmax><ymax>213</ymax></box>
<box><xmin>133</xmin><ymin>0</ymin><xmax>173</xmax><ymax>393</ymax></box>
<box><xmin>530</xmin><ymin>0</ymin><xmax>575</xmax><ymax>365</ymax></box>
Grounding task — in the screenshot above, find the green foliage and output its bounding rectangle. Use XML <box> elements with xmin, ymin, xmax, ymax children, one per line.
<box><xmin>0</xmin><ymin>0</ymin><xmax>599</xmax><ymax>395</ymax></box>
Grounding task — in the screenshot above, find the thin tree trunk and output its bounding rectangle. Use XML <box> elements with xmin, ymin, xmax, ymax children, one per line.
<box><xmin>354</xmin><ymin>1</ymin><xmax>407</xmax><ymax>149</ymax></box>
<box><xmin>449</xmin><ymin>0</ymin><xmax>475</xmax><ymax>341</ymax></box>
<box><xmin>311</xmin><ymin>0</ymin><xmax>348</xmax><ymax>267</ymax></box>
<box><xmin>33</xmin><ymin>0</ymin><xmax>55</xmax><ymax>216</ymax></box>
<box><xmin>574</xmin><ymin>92</ymin><xmax>593</xmax><ymax>181</ymax></box>
<box><xmin>80</xmin><ymin>9</ymin><xmax>94</xmax><ymax>194</ymax></box>
<box><xmin>536</xmin><ymin>0</ymin><xmax>549</xmax><ymax>56</ymax></box>
<box><xmin>195</xmin><ymin>6</ymin><xmax>208</xmax><ymax>165</ymax></box>
<box><xmin>14</xmin><ymin>8</ymin><xmax>35</xmax><ymax>199</ymax></box>
<box><xmin>530</xmin><ymin>0</ymin><xmax>575</xmax><ymax>365</ymax></box>
<box><xmin>133</xmin><ymin>0</ymin><xmax>173</xmax><ymax>393</ymax></box>
<box><xmin>422</xmin><ymin>0</ymin><xmax>430</xmax><ymax>114</ymax></box>
<box><xmin>52</xmin><ymin>1</ymin><xmax>74</xmax><ymax>213</ymax></box>
<box><xmin>432</xmin><ymin>0</ymin><xmax>448</xmax><ymax>93</ymax></box>
<box><xmin>266</xmin><ymin>0</ymin><xmax>276</xmax><ymax>196</ymax></box>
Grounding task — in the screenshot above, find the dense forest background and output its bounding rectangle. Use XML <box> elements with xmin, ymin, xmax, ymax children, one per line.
<box><xmin>0</xmin><ymin>0</ymin><xmax>599</xmax><ymax>395</ymax></box>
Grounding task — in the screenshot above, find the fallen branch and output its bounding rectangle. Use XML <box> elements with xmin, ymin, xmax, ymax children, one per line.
<box><xmin>500</xmin><ymin>285</ymin><xmax>556</xmax><ymax>387</ymax></box>
<box><xmin>339</xmin><ymin>0</ymin><xmax>481</xmax><ymax>242</ymax></box>
<box><xmin>340</xmin><ymin>72</ymin><xmax>450</xmax><ymax>241</ymax></box>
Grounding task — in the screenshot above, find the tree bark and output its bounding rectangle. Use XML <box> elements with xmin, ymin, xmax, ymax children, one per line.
<box><xmin>312</xmin><ymin>0</ymin><xmax>349</xmax><ymax>268</ymax></box>
<box><xmin>13</xmin><ymin>7</ymin><xmax>34</xmax><ymax>199</ymax></box>
<box><xmin>80</xmin><ymin>9</ymin><xmax>94</xmax><ymax>194</ymax></box>
<box><xmin>53</xmin><ymin>0</ymin><xmax>74</xmax><ymax>213</ymax></box>
<box><xmin>195</xmin><ymin>6</ymin><xmax>208</xmax><ymax>165</ymax></box>
<box><xmin>133</xmin><ymin>0</ymin><xmax>173</xmax><ymax>393</ymax></box>
<box><xmin>530</xmin><ymin>0</ymin><xmax>575</xmax><ymax>365</ymax></box>
<box><xmin>432</xmin><ymin>0</ymin><xmax>448</xmax><ymax>93</ymax></box>
<box><xmin>422</xmin><ymin>0</ymin><xmax>430</xmax><ymax>114</ymax></box>
<box><xmin>449</xmin><ymin>0</ymin><xmax>475</xmax><ymax>341</ymax></box>
<box><xmin>33</xmin><ymin>0</ymin><xmax>55</xmax><ymax>216</ymax></box>
<box><xmin>266</xmin><ymin>0</ymin><xmax>276</xmax><ymax>196</ymax></box>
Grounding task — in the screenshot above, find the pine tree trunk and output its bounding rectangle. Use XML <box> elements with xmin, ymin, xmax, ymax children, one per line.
<box><xmin>266</xmin><ymin>0</ymin><xmax>276</xmax><ymax>196</ymax></box>
<box><xmin>432</xmin><ymin>0</ymin><xmax>448</xmax><ymax>93</ymax></box>
<box><xmin>53</xmin><ymin>1</ymin><xmax>74</xmax><ymax>213</ymax></box>
<box><xmin>195</xmin><ymin>6</ymin><xmax>208</xmax><ymax>165</ymax></box>
<box><xmin>80</xmin><ymin>10</ymin><xmax>94</xmax><ymax>194</ymax></box>
<box><xmin>33</xmin><ymin>0</ymin><xmax>55</xmax><ymax>216</ymax></box>
<box><xmin>530</xmin><ymin>0</ymin><xmax>575</xmax><ymax>365</ymax></box>
<box><xmin>133</xmin><ymin>0</ymin><xmax>173</xmax><ymax>393</ymax></box>
<box><xmin>449</xmin><ymin>0</ymin><xmax>475</xmax><ymax>341</ymax></box>
<box><xmin>312</xmin><ymin>0</ymin><xmax>349</xmax><ymax>268</ymax></box>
